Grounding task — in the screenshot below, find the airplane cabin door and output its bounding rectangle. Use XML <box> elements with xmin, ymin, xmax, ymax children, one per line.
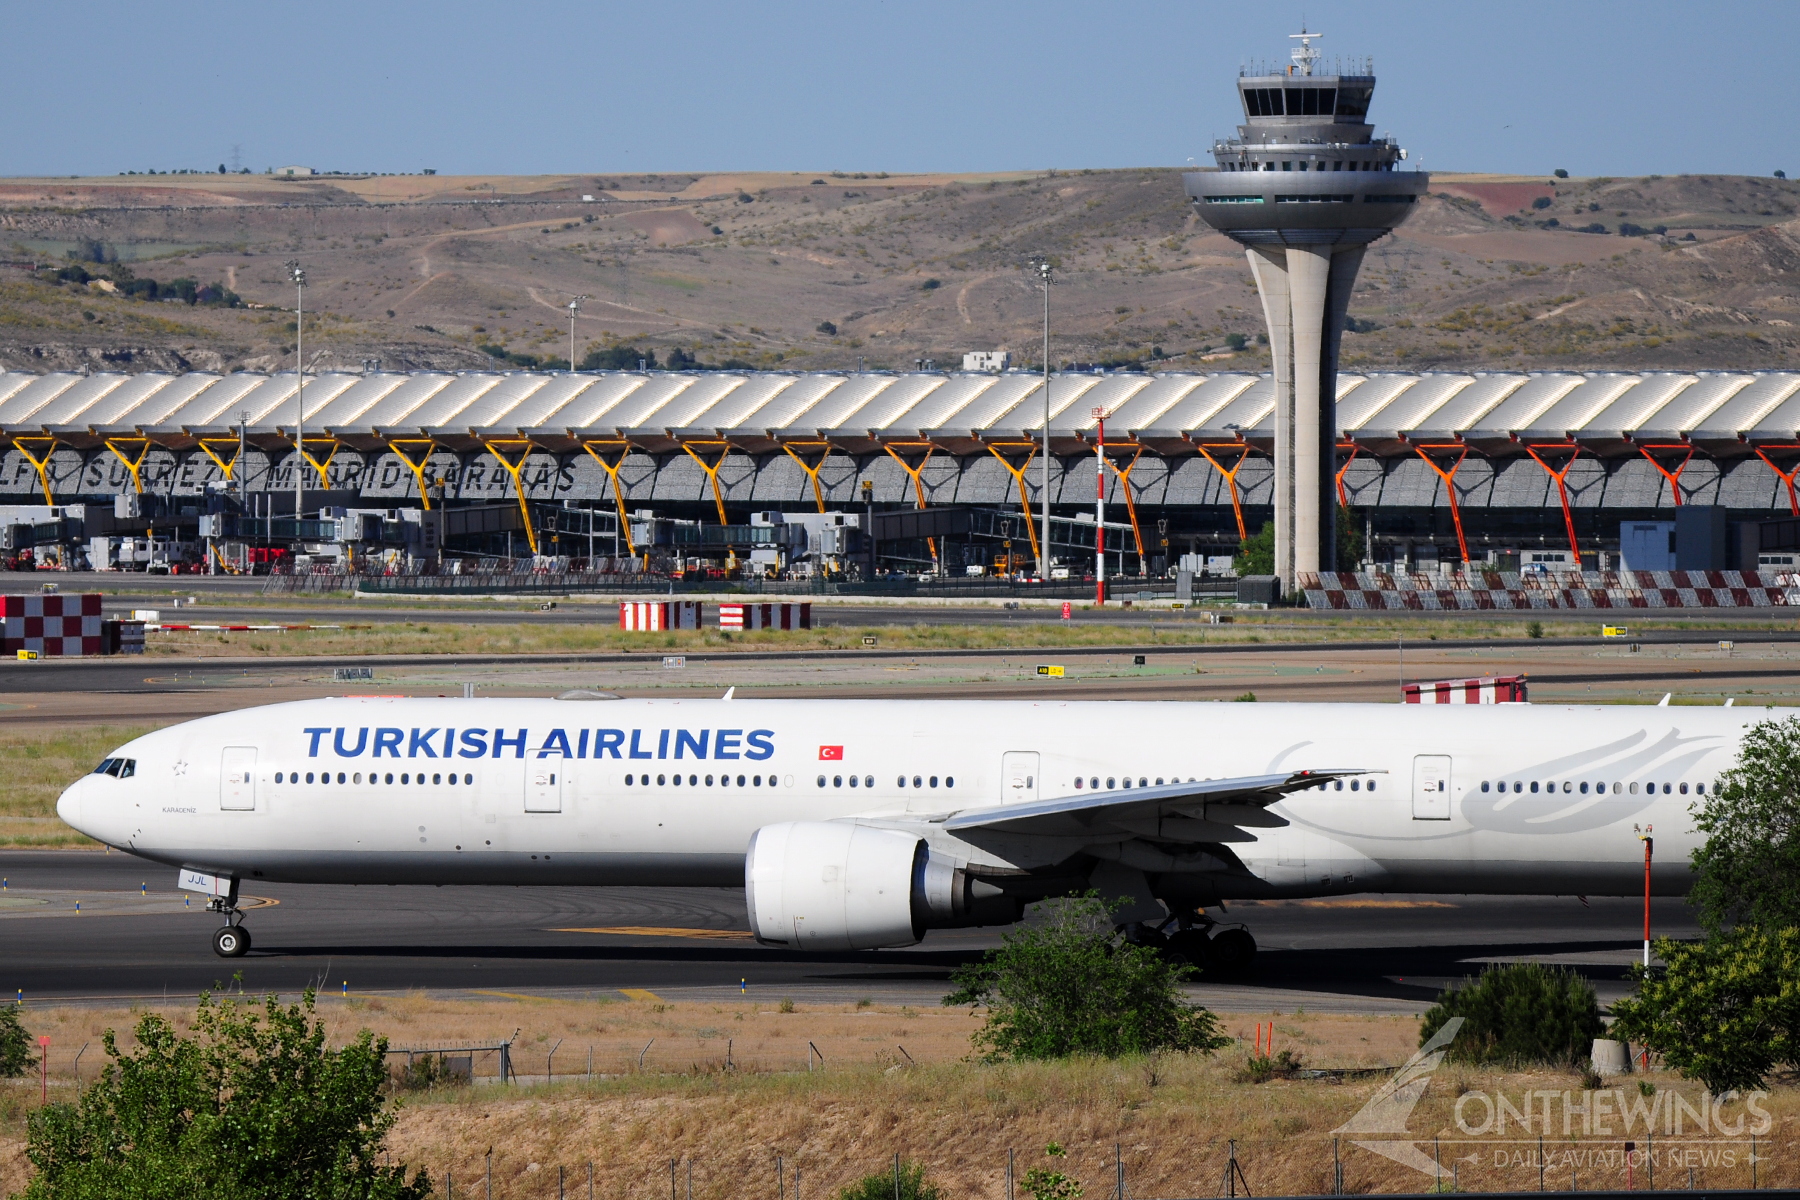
<box><xmin>1411</xmin><ymin>755</ymin><xmax>1451</xmax><ymax>820</ymax></box>
<box><xmin>525</xmin><ymin>753</ymin><xmax>565</xmax><ymax>813</ymax></box>
<box><xmin>1001</xmin><ymin>752</ymin><xmax>1039</xmax><ymax>803</ymax></box>
<box><xmin>219</xmin><ymin>747</ymin><xmax>257</xmax><ymax>810</ymax></box>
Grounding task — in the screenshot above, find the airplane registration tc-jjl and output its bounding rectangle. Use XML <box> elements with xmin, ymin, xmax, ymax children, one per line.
<box><xmin>55</xmin><ymin>694</ymin><xmax>1734</xmax><ymax>960</ymax></box>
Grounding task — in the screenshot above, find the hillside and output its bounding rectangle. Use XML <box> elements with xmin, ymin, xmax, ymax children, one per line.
<box><xmin>0</xmin><ymin>167</ymin><xmax>1795</xmax><ymax>378</ymax></box>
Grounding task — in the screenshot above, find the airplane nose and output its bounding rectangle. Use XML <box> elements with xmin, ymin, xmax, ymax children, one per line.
<box><xmin>56</xmin><ymin>778</ymin><xmax>86</xmax><ymax>835</ymax></box>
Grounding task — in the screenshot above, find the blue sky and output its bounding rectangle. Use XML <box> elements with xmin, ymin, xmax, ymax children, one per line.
<box><xmin>8</xmin><ymin>0</ymin><xmax>1794</xmax><ymax>179</ymax></box>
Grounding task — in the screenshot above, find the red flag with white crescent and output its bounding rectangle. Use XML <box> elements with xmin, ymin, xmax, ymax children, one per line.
<box><xmin>818</xmin><ymin>746</ymin><xmax>843</xmax><ymax>761</ymax></box>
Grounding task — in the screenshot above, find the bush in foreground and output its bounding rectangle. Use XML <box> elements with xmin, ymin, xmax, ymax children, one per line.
<box><xmin>1610</xmin><ymin>926</ymin><xmax>1800</xmax><ymax>1092</ymax></box>
<box><xmin>0</xmin><ymin>1005</ymin><xmax>31</xmax><ymax>1077</ymax></box>
<box><xmin>1689</xmin><ymin>716</ymin><xmax>1800</xmax><ymax>935</ymax></box>
<box><xmin>838</xmin><ymin>1159</ymin><xmax>940</xmax><ymax>1200</ymax></box>
<box><xmin>944</xmin><ymin>894</ymin><xmax>1230</xmax><ymax>1060</ymax></box>
<box><xmin>22</xmin><ymin>989</ymin><xmax>430</xmax><ymax>1200</ymax></box>
<box><xmin>1418</xmin><ymin>962</ymin><xmax>1602</xmax><ymax>1066</ymax></box>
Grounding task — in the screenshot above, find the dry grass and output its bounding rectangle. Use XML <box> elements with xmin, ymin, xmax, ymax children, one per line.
<box><xmin>0</xmin><ymin>723</ymin><xmax>159</xmax><ymax>846</ymax></box>
<box><xmin>0</xmin><ymin>996</ymin><xmax>1792</xmax><ymax>1197</ymax></box>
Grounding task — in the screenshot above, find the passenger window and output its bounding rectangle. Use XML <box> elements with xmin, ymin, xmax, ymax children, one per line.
<box><xmin>1075</xmin><ymin>778</ymin><xmax>1085</xmax><ymax>789</ymax></box>
<box><xmin>946</xmin><ymin>777</ymin><xmax>954</xmax><ymax>788</ymax></box>
<box><xmin>1106</xmin><ymin>777</ymin><xmax>1115</xmax><ymax>789</ymax></box>
<box><xmin>1530</xmin><ymin>781</ymin><xmax>1539</xmax><ymax>793</ymax></box>
<box><xmin>707</xmin><ymin>774</ymin><xmax>716</xmax><ymax>787</ymax></box>
<box><xmin>897</xmin><ymin>776</ymin><xmax>906</xmax><ymax>788</ymax></box>
<box><xmin>304</xmin><ymin>772</ymin><xmax>314</xmax><ymax>784</ymax></box>
<box><xmin>929</xmin><ymin>776</ymin><xmax>938</xmax><ymax>788</ymax></box>
<box><xmin>657</xmin><ymin>774</ymin><xmax>667</xmax><ymax>786</ymax></box>
<box><xmin>401</xmin><ymin>773</ymin><xmax>410</xmax><ymax>784</ymax></box>
<box><xmin>738</xmin><ymin>775</ymin><xmax>747</xmax><ymax>787</ymax></box>
<box><xmin>1579</xmin><ymin>782</ymin><xmax>1588</xmax><ymax>794</ymax></box>
<box><xmin>626</xmin><ymin>774</ymin><xmax>634</xmax><ymax>785</ymax></box>
<box><xmin>433</xmin><ymin>773</ymin><xmax>442</xmax><ymax>785</ymax></box>
<box><xmin>1334</xmin><ymin>780</ymin><xmax>1343</xmax><ymax>791</ymax></box>
<box><xmin>864</xmin><ymin>775</ymin><xmax>873</xmax><ymax>788</ymax></box>
<box><xmin>912</xmin><ymin>776</ymin><xmax>922</xmax><ymax>788</ymax></box>
<box><xmin>1697</xmin><ymin>782</ymin><xmax>1706</xmax><ymax>794</ymax></box>
<box><xmin>1630</xmin><ymin>782</ymin><xmax>1639</xmax><ymax>794</ymax></box>
<box><xmin>1350</xmin><ymin>780</ymin><xmax>1360</xmax><ymax>791</ymax></box>
<box><xmin>818</xmin><ymin>775</ymin><xmax>827</xmax><ymax>788</ymax></box>
<box><xmin>1481</xmin><ymin>781</ymin><xmax>1490</xmax><ymax>793</ymax></box>
<box><xmin>1679</xmin><ymin>782</ymin><xmax>1688</xmax><ymax>794</ymax></box>
<box><xmin>848</xmin><ymin>775</ymin><xmax>858</xmax><ymax>788</ymax></box>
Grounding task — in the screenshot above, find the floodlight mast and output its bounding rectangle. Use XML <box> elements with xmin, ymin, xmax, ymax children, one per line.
<box><xmin>285</xmin><ymin>261</ymin><xmax>305</xmax><ymax>532</ymax></box>
<box><xmin>1032</xmin><ymin>257</ymin><xmax>1054</xmax><ymax>580</ymax></box>
<box><xmin>1093</xmin><ymin>406</ymin><xmax>1107</xmax><ymax>605</ymax></box>
<box><xmin>568</xmin><ymin>295</ymin><xmax>586</xmax><ymax>372</ymax></box>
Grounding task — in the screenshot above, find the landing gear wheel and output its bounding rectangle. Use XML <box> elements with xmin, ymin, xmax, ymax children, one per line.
<box><xmin>1208</xmin><ymin>927</ymin><xmax>1256</xmax><ymax>971</ymax></box>
<box><xmin>212</xmin><ymin>924</ymin><xmax>251</xmax><ymax>958</ymax></box>
<box><xmin>1166</xmin><ymin>928</ymin><xmax>1214</xmax><ymax>968</ymax></box>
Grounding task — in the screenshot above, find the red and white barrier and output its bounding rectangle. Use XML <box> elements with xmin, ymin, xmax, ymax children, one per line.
<box><xmin>619</xmin><ymin>601</ymin><xmax>704</xmax><ymax>631</ymax></box>
<box><xmin>1404</xmin><ymin>674</ymin><xmax>1528</xmax><ymax>704</ymax></box>
<box><xmin>718</xmin><ymin>603</ymin><xmax>811</xmax><ymax>631</ymax></box>
<box><xmin>3</xmin><ymin>593</ymin><xmax>103</xmax><ymax>656</ymax></box>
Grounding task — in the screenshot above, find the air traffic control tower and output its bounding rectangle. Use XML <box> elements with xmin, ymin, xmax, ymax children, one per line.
<box><xmin>1184</xmin><ymin>31</ymin><xmax>1427</xmax><ymax>587</ymax></box>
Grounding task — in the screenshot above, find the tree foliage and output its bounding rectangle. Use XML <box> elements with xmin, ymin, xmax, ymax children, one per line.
<box><xmin>1418</xmin><ymin>962</ymin><xmax>1603</xmax><ymax>1066</ymax></box>
<box><xmin>1234</xmin><ymin>520</ymin><xmax>1274</xmax><ymax>578</ymax></box>
<box><xmin>1689</xmin><ymin>716</ymin><xmax>1800</xmax><ymax>935</ymax></box>
<box><xmin>22</xmin><ymin>989</ymin><xmax>429</xmax><ymax>1200</ymax></box>
<box><xmin>0</xmin><ymin>1004</ymin><xmax>31</xmax><ymax>1077</ymax></box>
<box><xmin>580</xmin><ymin>344</ymin><xmax>660</xmax><ymax>371</ymax></box>
<box><xmin>1610</xmin><ymin>927</ymin><xmax>1800</xmax><ymax>1093</ymax></box>
<box><xmin>943</xmin><ymin>894</ymin><xmax>1230</xmax><ymax>1060</ymax></box>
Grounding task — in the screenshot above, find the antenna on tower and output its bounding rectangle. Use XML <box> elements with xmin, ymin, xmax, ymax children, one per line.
<box><xmin>1289</xmin><ymin>27</ymin><xmax>1322</xmax><ymax>77</ymax></box>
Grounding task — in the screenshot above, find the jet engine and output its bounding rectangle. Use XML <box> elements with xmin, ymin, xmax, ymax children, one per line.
<box><xmin>745</xmin><ymin>821</ymin><xmax>1016</xmax><ymax>951</ymax></box>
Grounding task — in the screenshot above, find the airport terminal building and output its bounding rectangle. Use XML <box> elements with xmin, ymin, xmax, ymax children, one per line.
<box><xmin>1</xmin><ymin>366</ymin><xmax>1799</xmax><ymax>578</ymax></box>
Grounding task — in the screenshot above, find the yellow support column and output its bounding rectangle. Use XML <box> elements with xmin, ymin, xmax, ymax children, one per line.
<box><xmin>882</xmin><ymin>443</ymin><xmax>942</xmax><ymax>568</ymax></box>
<box><xmin>103</xmin><ymin>437</ymin><xmax>155</xmax><ymax>495</ymax></box>
<box><xmin>680</xmin><ymin>440</ymin><xmax>739</xmax><ymax>569</ymax></box>
<box><xmin>982</xmin><ymin>442</ymin><xmax>1043</xmax><ymax>566</ymax></box>
<box><xmin>481</xmin><ymin>438</ymin><xmax>541</xmax><ymax>555</ymax></box>
<box><xmin>579</xmin><ymin>440</ymin><xmax>637</xmax><ymax>556</ymax></box>
<box><xmin>385</xmin><ymin>439</ymin><xmax>438</xmax><ymax>509</ymax></box>
<box><xmin>195</xmin><ymin>438</ymin><xmax>243</xmax><ymax>485</ymax></box>
<box><xmin>297</xmin><ymin>438</ymin><xmax>338</xmax><ymax>490</ymax></box>
<box><xmin>11</xmin><ymin>438</ymin><xmax>61</xmax><ymax>505</ymax></box>
<box><xmin>779</xmin><ymin>441</ymin><xmax>838</xmax><ymax>513</ymax></box>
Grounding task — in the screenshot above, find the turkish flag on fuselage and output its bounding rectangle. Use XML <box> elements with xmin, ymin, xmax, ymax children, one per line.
<box><xmin>818</xmin><ymin>746</ymin><xmax>843</xmax><ymax>761</ymax></box>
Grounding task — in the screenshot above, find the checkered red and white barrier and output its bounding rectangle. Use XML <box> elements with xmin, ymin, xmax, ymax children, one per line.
<box><xmin>718</xmin><ymin>603</ymin><xmax>811</xmax><ymax>631</ymax></box>
<box><xmin>1404</xmin><ymin>674</ymin><xmax>1528</xmax><ymax>704</ymax></box>
<box><xmin>1303</xmin><ymin>571</ymin><xmax>1791</xmax><ymax>611</ymax></box>
<box><xmin>619</xmin><ymin>601</ymin><xmax>704</xmax><ymax>631</ymax></box>
<box><xmin>3</xmin><ymin>593</ymin><xmax>103</xmax><ymax>656</ymax></box>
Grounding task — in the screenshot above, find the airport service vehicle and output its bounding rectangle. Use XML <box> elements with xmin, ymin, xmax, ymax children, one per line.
<box><xmin>57</xmin><ymin>696</ymin><xmax>1732</xmax><ymax>958</ymax></box>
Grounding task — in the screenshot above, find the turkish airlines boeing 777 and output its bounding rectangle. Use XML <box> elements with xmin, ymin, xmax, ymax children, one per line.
<box><xmin>56</xmin><ymin>695</ymin><xmax>1731</xmax><ymax>959</ymax></box>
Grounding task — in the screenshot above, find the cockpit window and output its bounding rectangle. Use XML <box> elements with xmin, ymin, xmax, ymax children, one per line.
<box><xmin>93</xmin><ymin>758</ymin><xmax>135</xmax><ymax>778</ymax></box>
<box><xmin>93</xmin><ymin>759</ymin><xmax>114</xmax><ymax>775</ymax></box>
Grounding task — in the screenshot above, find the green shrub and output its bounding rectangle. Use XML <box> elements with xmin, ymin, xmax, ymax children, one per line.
<box><xmin>944</xmin><ymin>894</ymin><xmax>1230</xmax><ymax>1060</ymax></box>
<box><xmin>22</xmin><ymin>989</ymin><xmax>429</xmax><ymax>1199</ymax></box>
<box><xmin>0</xmin><ymin>1004</ymin><xmax>30</xmax><ymax>1077</ymax></box>
<box><xmin>1610</xmin><ymin>927</ymin><xmax>1800</xmax><ymax>1093</ymax></box>
<box><xmin>838</xmin><ymin>1160</ymin><xmax>940</xmax><ymax>1200</ymax></box>
<box><xmin>1690</xmin><ymin>717</ymin><xmax>1800</xmax><ymax>934</ymax></box>
<box><xmin>1418</xmin><ymin>962</ymin><xmax>1602</xmax><ymax>1066</ymax></box>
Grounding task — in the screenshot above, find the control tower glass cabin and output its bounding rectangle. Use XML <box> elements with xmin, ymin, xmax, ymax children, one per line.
<box><xmin>1183</xmin><ymin>34</ymin><xmax>1427</xmax><ymax>586</ymax></box>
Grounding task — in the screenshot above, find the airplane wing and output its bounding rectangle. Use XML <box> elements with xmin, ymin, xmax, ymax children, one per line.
<box><xmin>942</xmin><ymin>769</ymin><xmax>1376</xmax><ymax>842</ymax></box>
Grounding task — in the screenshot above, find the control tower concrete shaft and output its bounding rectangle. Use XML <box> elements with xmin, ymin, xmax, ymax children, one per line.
<box><xmin>1184</xmin><ymin>31</ymin><xmax>1426</xmax><ymax>587</ymax></box>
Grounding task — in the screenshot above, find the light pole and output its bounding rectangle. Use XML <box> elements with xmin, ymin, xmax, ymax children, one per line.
<box><xmin>285</xmin><ymin>261</ymin><xmax>305</xmax><ymax>530</ymax></box>
<box><xmin>1032</xmin><ymin>258</ymin><xmax>1053</xmax><ymax>579</ymax></box>
<box><xmin>1093</xmin><ymin>406</ymin><xmax>1107</xmax><ymax>605</ymax></box>
<box><xmin>567</xmin><ymin>295</ymin><xmax>586</xmax><ymax>372</ymax></box>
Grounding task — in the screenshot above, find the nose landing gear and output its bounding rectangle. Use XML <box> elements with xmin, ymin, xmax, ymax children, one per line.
<box><xmin>207</xmin><ymin>896</ymin><xmax>251</xmax><ymax>957</ymax></box>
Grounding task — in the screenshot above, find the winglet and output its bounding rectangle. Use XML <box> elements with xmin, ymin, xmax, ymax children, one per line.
<box><xmin>1657</xmin><ymin>692</ymin><xmax>1671</xmax><ymax>707</ymax></box>
<box><xmin>723</xmin><ymin>687</ymin><xmax>735</xmax><ymax>701</ymax></box>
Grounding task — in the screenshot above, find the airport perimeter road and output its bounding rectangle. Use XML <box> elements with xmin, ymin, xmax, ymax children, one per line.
<box><xmin>1</xmin><ymin>851</ymin><xmax>1697</xmax><ymax>1013</ymax></box>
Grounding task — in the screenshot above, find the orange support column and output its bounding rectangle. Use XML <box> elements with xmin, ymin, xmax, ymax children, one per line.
<box><xmin>1753</xmin><ymin>445</ymin><xmax>1800</xmax><ymax>517</ymax></box>
<box><xmin>983</xmin><ymin>442</ymin><xmax>1044</xmax><ymax>566</ymax></box>
<box><xmin>1102</xmin><ymin>445</ymin><xmax>1148</xmax><ymax>567</ymax></box>
<box><xmin>1194</xmin><ymin>443</ymin><xmax>1255</xmax><ymax>542</ymax></box>
<box><xmin>580</xmin><ymin>440</ymin><xmax>639</xmax><ymax>555</ymax></box>
<box><xmin>11</xmin><ymin>438</ymin><xmax>60</xmax><ymax>505</ymax></box>
<box><xmin>1335</xmin><ymin>442</ymin><xmax>1360</xmax><ymax>509</ymax></box>
<box><xmin>1412</xmin><ymin>444</ymin><xmax>1473</xmax><ymax>567</ymax></box>
<box><xmin>385</xmin><ymin>439</ymin><xmax>438</xmax><ymax>509</ymax></box>
<box><xmin>481</xmin><ymin>438</ymin><xmax>541</xmax><ymax>555</ymax></box>
<box><xmin>1636</xmin><ymin>443</ymin><xmax>1695</xmax><ymax>507</ymax></box>
<box><xmin>1525</xmin><ymin>443</ymin><xmax>1585</xmax><ymax>570</ymax></box>
<box><xmin>779</xmin><ymin>441</ymin><xmax>838</xmax><ymax>514</ymax></box>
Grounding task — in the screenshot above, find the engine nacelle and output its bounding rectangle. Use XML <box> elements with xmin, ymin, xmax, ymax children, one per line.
<box><xmin>747</xmin><ymin>822</ymin><xmax>925</xmax><ymax>950</ymax></box>
<box><xmin>747</xmin><ymin>822</ymin><xmax>1022</xmax><ymax>951</ymax></box>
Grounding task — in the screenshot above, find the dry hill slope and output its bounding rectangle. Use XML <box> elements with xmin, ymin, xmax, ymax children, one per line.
<box><xmin>0</xmin><ymin>168</ymin><xmax>1794</xmax><ymax>376</ymax></box>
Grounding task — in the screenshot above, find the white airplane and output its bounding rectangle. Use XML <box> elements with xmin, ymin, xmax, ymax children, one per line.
<box><xmin>56</xmin><ymin>695</ymin><xmax>1733</xmax><ymax>959</ymax></box>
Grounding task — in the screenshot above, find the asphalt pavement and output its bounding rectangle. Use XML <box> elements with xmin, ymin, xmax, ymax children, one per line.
<box><xmin>0</xmin><ymin>850</ymin><xmax>1696</xmax><ymax>1013</ymax></box>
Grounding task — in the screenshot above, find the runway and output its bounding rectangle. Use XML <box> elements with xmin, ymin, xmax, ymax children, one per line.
<box><xmin>1</xmin><ymin>850</ymin><xmax>1697</xmax><ymax>1014</ymax></box>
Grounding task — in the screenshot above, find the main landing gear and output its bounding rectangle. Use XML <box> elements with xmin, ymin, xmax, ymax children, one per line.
<box><xmin>209</xmin><ymin>896</ymin><xmax>251</xmax><ymax>958</ymax></box>
<box><xmin>1129</xmin><ymin>908</ymin><xmax>1256</xmax><ymax>972</ymax></box>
